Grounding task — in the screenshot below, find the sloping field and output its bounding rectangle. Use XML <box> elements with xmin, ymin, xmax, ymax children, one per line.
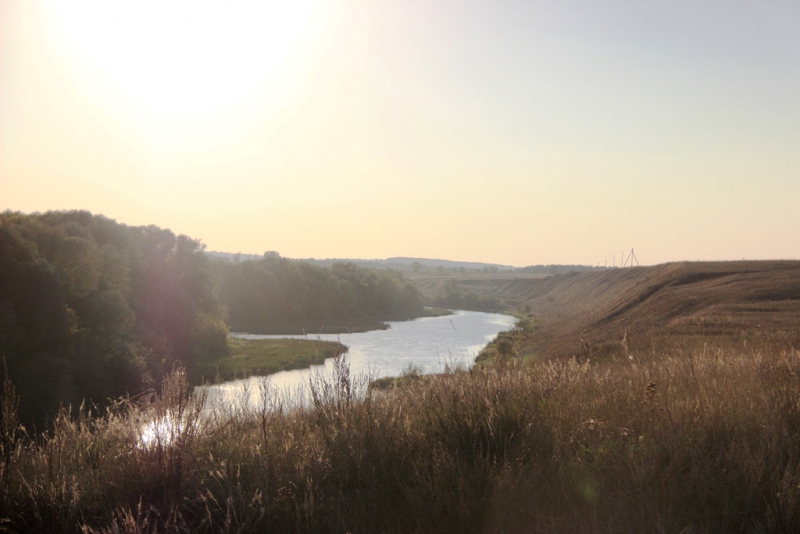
<box><xmin>534</xmin><ymin>261</ymin><xmax>800</xmax><ymax>357</ymax></box>
<box><xmin>427</xmin><ymin>261</ymin><xmax>800</xmax><ymax>359</ymax></box>
<box><xmin>407</xmin><ymin>271</ymin><xmax>548</xmax><ymax>297</ymax></box>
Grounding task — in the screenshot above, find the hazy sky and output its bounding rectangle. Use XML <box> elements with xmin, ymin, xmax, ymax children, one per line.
<box><xmin>2</xmin><ymin>1</ymin><xmax>799</xmax><ymax>266</ymax></box>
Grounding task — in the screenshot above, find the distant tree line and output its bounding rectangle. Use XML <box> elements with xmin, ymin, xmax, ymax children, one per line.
<box><xmin>211</xmin><ymin>257</ymin><xmax>424</xmax><ymax>334</ymax></box>
<box><xmin>429</xmin><ymin>279</ymin><xmax>499</xmax><ymax>312</ymax></box>
<box><xmin>515</xmin><ymin>264</ymin><xmax>608</xmax><ymax>274</ymax></box>
<box><xmin>0</xmin><ymin>211</ymin><xmax>426</xmax><ymax>426</ymax></box>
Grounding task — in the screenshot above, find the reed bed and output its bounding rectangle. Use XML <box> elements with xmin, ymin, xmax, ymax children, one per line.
<box><xmin>1</xmin><ymin>342</ymin><xmax>799</xmax><ymax>533</ymax></box>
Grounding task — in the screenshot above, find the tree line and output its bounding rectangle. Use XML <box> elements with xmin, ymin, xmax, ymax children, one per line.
<box><xmin>429</xmin><ymin>279</ymin><xmax>500</xmax><ymax>312</ymax></box>
<box><xmin>212</xmin><ymin>256</ymin><xmax>424</xmax><ymax>334</ymax></box>
<box><xmin>0</xmin><ymin>211</ymin><xmax>424</xmax><ymax>426</ymax></box>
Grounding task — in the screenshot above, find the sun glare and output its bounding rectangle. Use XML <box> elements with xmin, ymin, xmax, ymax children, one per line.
<box><xmin>43</xmin><ymin>0</ymin><xmax>328</xmax><ymax>145</ymax></box>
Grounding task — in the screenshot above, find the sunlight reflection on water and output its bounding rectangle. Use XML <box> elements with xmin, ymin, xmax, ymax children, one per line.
<box><xmin>201</xmin><ymin>310</ymin><xmax>516</xmax><ymax>412</ymax></box>
<box><xmin>138</xmin><ymin>311</ymin><xmax>516</xmax><ymax>447</ymax></box>
<box><xmin>138</xmin><ymin>413</ymin><xmax>182</xmax><ymax>448</ymax></box>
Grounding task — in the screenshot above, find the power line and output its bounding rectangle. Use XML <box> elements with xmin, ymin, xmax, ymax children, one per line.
<box><xmin>621</xmin><ymin>248</ymin><xmax>639</xmax><ymax>267</ymax></box>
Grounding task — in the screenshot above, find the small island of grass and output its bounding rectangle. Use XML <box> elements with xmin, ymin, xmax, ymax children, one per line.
<box><xmin>192</xmin><ymin>337</ymin><xmax>348</xmax><ymax>383</ymax></box>
<box><xmin>421</xmin><ymin>306</ymin><xmax>452</xmax><ymax>317</ymax></box>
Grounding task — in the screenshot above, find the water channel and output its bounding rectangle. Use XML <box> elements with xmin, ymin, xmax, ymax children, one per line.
<box><xmin>201</xmin><ymin>310</ymin><xmax>516</xmax><ymax>410</ymax></box>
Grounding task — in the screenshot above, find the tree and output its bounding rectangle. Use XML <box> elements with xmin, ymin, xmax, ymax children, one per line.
<box><xmin>0</xmin><ymin>211</ymin><xmax>228</xmax><ymax>426</ymax></box>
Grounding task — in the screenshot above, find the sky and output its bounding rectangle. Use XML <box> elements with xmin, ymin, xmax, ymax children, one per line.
<box><xmin>2</xmin><ymin>1</ymin><xmax>799</xmax><ymax>267</ymax></box>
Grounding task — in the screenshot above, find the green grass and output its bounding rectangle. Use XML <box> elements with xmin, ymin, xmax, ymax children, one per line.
<box><xmin>232</xmin><ymin>320</ymin><xmax>390</xmax><ymax>335</ymax></box>
<box><xmin>421</xmin><ymin>307</ymin><xmax>453</xmax><ymax>317</ymax></box>
<box><xmin>192</xmin><ymin>337</ymin><xmax>347</xmax><ymax>382</ymax></box>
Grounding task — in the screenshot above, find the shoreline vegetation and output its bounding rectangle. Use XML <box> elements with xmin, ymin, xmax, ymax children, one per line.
<box><xmin>190</xmin><ymin>337</ymin><xmax>348</xmax><ymax>383</ymax></box>
<box><xmin>191</xmin><ymin>307</ymin><xmax>454</xmax><ymax>385</ymax></box>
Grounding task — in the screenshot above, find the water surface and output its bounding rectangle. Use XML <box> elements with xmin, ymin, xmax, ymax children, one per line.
<box><xmin>202</xmin><ymin>310</ymin><xmax>515</xmax><ymax>409</ymax></box>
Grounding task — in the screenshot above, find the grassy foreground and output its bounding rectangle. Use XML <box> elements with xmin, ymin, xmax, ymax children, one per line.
<box><xmin>191</xmin><ymin>337</ymin><xmax>347</xmax><ymax>383</ymax></box>
<box><xmin>1</xmin><ymin>339</ymin><xmax>800</xmax><ymax>533</ymax></box>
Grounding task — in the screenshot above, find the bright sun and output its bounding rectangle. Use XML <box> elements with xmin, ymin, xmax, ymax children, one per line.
<box><xmin>43</xmin><ymin>0</ymin><xmax>328</xmax><ymax>145</ymax></box>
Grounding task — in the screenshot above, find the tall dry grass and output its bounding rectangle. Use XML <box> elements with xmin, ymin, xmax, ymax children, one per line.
<box><xmin>1</xmin><ymin>342</ymin><xmax>799</xmax><ymax>533</ymax></box>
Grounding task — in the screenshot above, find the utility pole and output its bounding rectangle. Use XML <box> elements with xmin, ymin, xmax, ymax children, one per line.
<box><xmin>630</xmin><ymin>248</ymin><xmax>639</xmax><ymax>266</ymax></box>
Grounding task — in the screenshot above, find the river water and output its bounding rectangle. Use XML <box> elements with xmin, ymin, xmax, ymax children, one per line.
<box><xmin>200</xmin><ymin>310</ymin><xmax>516</xmax><ymax>410</ymax></box>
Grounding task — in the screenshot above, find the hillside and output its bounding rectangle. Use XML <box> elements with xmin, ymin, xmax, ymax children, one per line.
<box><xmin>408</xmin><ymin>271</ymin><xmax>549</xmax><ymax>296</ymax></box>
<box><xmin>440</xmin><ymin>261</ymin><xmax>800</xmax><ymax>359</ymax></box>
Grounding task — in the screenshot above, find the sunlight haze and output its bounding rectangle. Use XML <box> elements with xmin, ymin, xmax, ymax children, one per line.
<box><xmin>2</xmin><ymin>1</ymin><xmax>799</xmax><ymax>266</ymax></box>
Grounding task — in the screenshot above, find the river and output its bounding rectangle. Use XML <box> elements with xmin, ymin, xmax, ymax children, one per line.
<box><xmin>200</xmin><ymin>310</ymin><xmax>516</xmax><ymax>410</ymax></box>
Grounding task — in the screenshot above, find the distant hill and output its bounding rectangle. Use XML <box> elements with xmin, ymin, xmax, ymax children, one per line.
<box><xmin>207</xmin><ymin>252</ymin><xmax>515</xmax><ymax>272</ymax></box>
<box><xmin>206</xmin><ymin>252</ymin><xmax>608</xmax><ymax>276</ymax></box>
<box><xmin>482</xmin><ymin>260</ymin><xmax>800</xmax><ymax>358</ymax></box>
<box><xmin>515</xmin><ymin>264</ymin><xmax>609</xmax><ymax>275</ymax></box>
<box><xmin>297</xmin><ymin>256</ymin><xmax>515</xmax><ymax>273</ymax></box>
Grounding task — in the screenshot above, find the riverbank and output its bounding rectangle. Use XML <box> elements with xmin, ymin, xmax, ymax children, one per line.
<box><xmin>202</xmin><ymin>310</ymin><xmax>516</xmax><ymax>405</ymax></box>
<box><xmin>417</xmin><ymin>261</ymin><xmax>800</xmax><ymax>361</ymax></box>
<box><xmin>189</xmin><ymin>307</ymin><xmax>454</xmax><ymax>384</ymax></box>
<box><xmin>403</xmin><ymin>261</ymin><xmax>800</xmax><ymax>375</ymax></box>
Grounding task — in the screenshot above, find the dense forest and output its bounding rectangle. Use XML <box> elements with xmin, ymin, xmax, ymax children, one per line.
<box><xmin>0</xmin><ymin>211</ymin><xmax>228</xmax><ymax>426</ymax></box>
<box><xmin>0</xmin><ymin>211</ymin><xmax>425</xmax><ymax>426</ymax></box>
<box><xmin>212</xmin><ymin>256</ymin><xmax>424</xmax><ymax>333</ymax></box>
